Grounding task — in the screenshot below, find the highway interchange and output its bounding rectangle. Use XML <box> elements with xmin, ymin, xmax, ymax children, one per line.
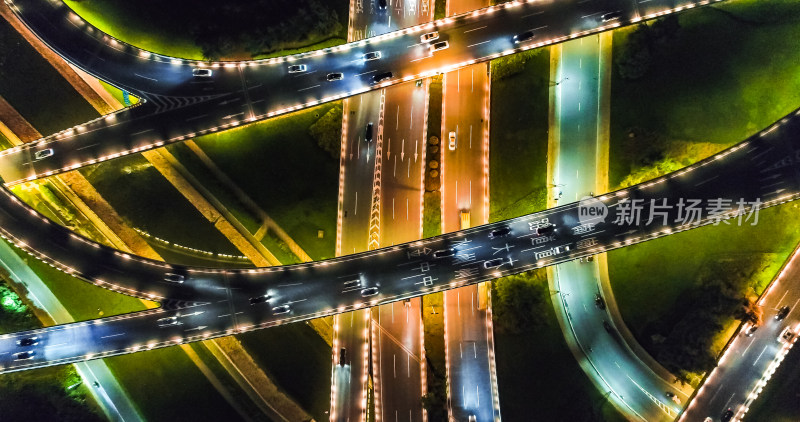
<box><xmin>1</xmin><ymin>0</ymin><xmax>717</xmax><ymax>185</ymax></box>
<box><xmin>1</xmin><ymin>0</ymin><xmax>799</xmax><ymax>421</ymax></box>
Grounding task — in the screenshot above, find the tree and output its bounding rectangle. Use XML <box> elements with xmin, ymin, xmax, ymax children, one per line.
<box><xmin>308</xmin><ymin>105</ymin><xmax>343</xmax><ymax>159</ymax></box>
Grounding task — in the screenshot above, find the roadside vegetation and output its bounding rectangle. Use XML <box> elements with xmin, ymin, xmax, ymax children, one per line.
<box><xmin>0</xmin><ymin>277</ymin><xmax>106</xmax><ymax>421</ymax></box>
<box><xmin>65</xmin><ymin>0</ymin><xmax>349</xmax><ymax>60</ymax></box>
<box><xmin>488</xmin><ymin>48</ymin><xmax>550</xmax><ymax>222</ymax></box>
<box><xmin>0</xmin><ymin>18</ymin><xmax>97</xmax><ymax>135</ymax></box>
<box><xmin>607</xmin><ymin>0</ymin><xmax>800</xmax><ymax>382</ymax></box>
<box><xmin>421</xmin><ymin>292</ymin><xmax>447</xmax><ymax>420</ymax></box>
<box><xmin>237</xmin><ymin>324</ymin><xmax>332</xmax><ymax>422</ymax></box>
<box><xmin>492</xmin><ymin>270</ymin><xmax>626</xmax><ymax>421</ymax></box>
<box><xmin>609</xmin><ymin>0</ymin><xmax>800</xmax><ymax>188</ymax></box>
<box><xmin>609</xmin><ymin>202</ymin><xmax>800</xmax><ymax>382</ymax></box>
<box><xmin>191</xmin><ymin>104</ymin><xmax>339</xmax><ymax>261</ymax></box>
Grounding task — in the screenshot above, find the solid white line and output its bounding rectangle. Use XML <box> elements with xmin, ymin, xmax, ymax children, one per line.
<box><xmin>298</xmin><ymin>84</ymin><xmax>321</xmax><ymax>92</ymax></box>
<box><xmin>467</xmin><ymin>40</ymin><xmax>491</xmax><ymax>48</ymax></box>
<box><xmin>464</xmin><ymin>26</ymin><xmax>487</xmax><ymax>33</ymax></box>
<box><xmin>100</xmin><ymin>333</ymin><xmax>125</xmax><ymax>339</ymax></box>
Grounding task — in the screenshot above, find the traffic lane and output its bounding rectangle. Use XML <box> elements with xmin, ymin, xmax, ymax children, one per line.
<box><xmin>557</xmin><ymin>262</ymin><xmax>680</xmax><ymax>421</ymax></box>
<box><xmin>341</xmin><ymin>91</ymin><xmax>383</xmax><ymax>255</ymax></box>
<box><xmin>11</xmin><ymin>0</ymin><xmax>690</xmax><ymax>98</ymax></box>
<box><xmin>352</xmin><ymin>0</ymin><xmax>435</xmax><ymax>40</ymax></box>
<box><xmin>683</xmin><ymin>267</ymin><xmax>800</xmax><ymax>420</ymax></box>
<box><xmin>441</xmin><ymin>64</ymin><xmax>488</xmax><ymax>232</ymax></box>
<box><xmin>380</xmin><ymin>82</ymin><xmax>426</xmax><ymax>246</ymax></box>
<box><xmin>5</xmin><ymin>0</ymin><xmax>718</xmax><ymax>183</ymax></box>
<box><xmin>0</xmin><ymin>182</ymin><xmax>220</xmax><ymax>302</ymax></box>
<box><xmin>0</xmin><ymin>301</ymin><xmax>234</xmax><ymax>372</ymax></box>
<box><xmin>332</xmin><ymin>309</ymin><xmax>370</xmax><ymax>422</ymax></box>
<box><xmin>2</xmin><ymin>110</ymin><xmax>800</xmax><ymax>374</ymax></box>
<box><xmin>445</xmin><ymin>285</ymin><xmax>494</xmax><ymax>421</ymax></box>
<box><xmin>374</xmin><ymin>300</ymin><xmax>424</xmax><ymax>422</ymax></box>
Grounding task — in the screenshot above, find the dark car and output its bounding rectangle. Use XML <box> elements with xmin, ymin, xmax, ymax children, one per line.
<box><xmin>371</xmin><ymin>71</ymin><xmax>393</xmax><ymax>84</ymax></box>
<box><xmin>13</xmin><ymin>351</ymin><xmax>35</xmax><ymax>360</ymax></box>
<box><xmin>776</xmin><ymin>306</ymin><xmax>790</xmax><ymax>320</ymax></box>
<box><xmin>365</xmin><ymin>122</ymin><xmax>374</xmax><ymax>142</ymax></box>
<box><xmin>433</xmin><ymin>248</ymin><xmax>455</xmax><ymax>258</ymax></box>
<box><xmin>377</xmin><ymin>0</ymin><xmax>388</xmax><ymax>10</ymax></box>
<box><xmin>361</xmin><ymin>287</ymin><xmax>379</xmax><ymax>297</ymax></box>
<box><xmin>488</xmin><ymin>227</ymin><xmax>511</xmax><ymax>239</ymax></box>
<box><xmin>603</xmin><ymin>320</ymin><xmax>613</xmax><ymax>333</ymax></box>
<box><xmin>249</xmin><ymin>294</ymin><xmax>271</xmax><ymax>305</ymax></box>
<box><xmin>513</xmin><ymin>30</ymin><xmax>535</xmax><ymax>44</ymax></box>
<box><xmin>744</xmin><ymin>324</ymin><xmax>759</xmax><ymax>336</ymax></box>
<box><xmin>483</xmin><ymin>258</ymin><xmax>506</xmax><ymax>269</ymax></box>
<box><xmin>594</xmin><ymin>294</ymin><xmax>606</xmax><ymax>310</ymax></box>
<box><xmin>326</xmin><ymin>72</ymin><xmax>344</xmax><ymax>81</ymax></box>
<box><xmin>535</xmin><ymin>224</ymin><xmax>556</xmax><ymax>236</ymax></box>
<box><xmin>339</xmin><ymin>348</ymin><xmax>348</xmax><ymax>366</ymax></box>
<box><xmin>721</xmin><ymin>408</ymin><xmax>734</xmax><ymax>422</ymax></box>
<box><xmin>16</xmin><ymin>337</ymin><xmax>38</xmax><ymax>347</ymax></box>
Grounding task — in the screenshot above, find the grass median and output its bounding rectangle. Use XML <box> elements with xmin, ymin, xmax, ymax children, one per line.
<box><xmin>192</xmin><ymin>104</ymin><xmax>339</xmax><ymax>261</ymax></box>
<box><xmin>609</xmin><ymin>202</ymin><xmax>800</xmax><ymax>380</ymax></box>
<box><xmin>492</xmin><ymin>270</ymin><xmax>626</xmax><ymax>421</ymax></box>
<box><xmin>488</xmin><ymin>48</ymin><xmax>550</xmax><ymax>222</ymax></box>
<box><xmin>65</xmin><ymin>0</ymin><xmax>349</xmax><ymax>60</ymax></box>
<box><xmin>607</xmin><ymin>0</ymin><xmax>800</xmax><ymax>379</ymax></box>
<box><xmin>609</xmin><ymin>0</ymin><xmax>800</xmax><ymax>187</ymax></box>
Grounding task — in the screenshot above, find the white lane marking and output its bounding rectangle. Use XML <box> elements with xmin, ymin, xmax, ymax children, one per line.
<box><xmin>186</xmin><ymin>114</ymin><xmax>209</xmax><ymax>122</ymax></box>
<box><xmin>130</xmin><ymin>129</ymin><xmax>154</xmax><ymax>137</ymax></box>
<box><xmin>100</xmin><ymin>333</ymin><xmax>125</xmax><ymax>339</ymax></box>
<box><xmin>523</xmin><ymin>11</ymin><xmax>544</xmax><ymax>18</ymax></box>
<box><xmin>467</xmin><ymin>40</ymin><xmax>491</xmax><ymax>48</ymax></box>
<box><xmin>298</xmin><ymin>84</ymin><xmax>321</xmax><ymax>92</ymax></box>
<box><xmin>356</xmin><ymin>69</ymin><xmax>378</xmax><ymax>76</ymax></box>
<box><xmin>133</xmin><ymin>73</ymin><xmax>157</xmax><ymax>82</ymax></box>
<box><xmin>76</xmin><ymin>143</ymin><xmax>100</xmax><ymax>151</ymax></box>
<box><xmin>752</xmin><ymin>345</ymin><xmax>769</xmax><ymax>366</ymax></box>
<box><xmin>464</xmin><ymin>25</ymin><xmax>487</xmax><ymax>33</ymax></box>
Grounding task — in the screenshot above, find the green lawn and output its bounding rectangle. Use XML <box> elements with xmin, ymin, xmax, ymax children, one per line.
<box><xmin>104</xmin><ymin>346</ymin><xmax>242</xmax><ymax>421</ymax></box>
<box><xmin>609</xmin><ymin>0</ymin><xmax>800</xmax><ymax>187</ymax></box>
<box><xmin>745</xmin><ymin>344</ymin><xmax>800</xmax><ymax>422</ymax></box>
<box><xmin>608</xmin><ymin>202</ymin><xmax>800</xmax><ymax>374</ymax></box>
<box><xmin>236</xmin><ymin>323</ymin><xmax>332</xmax><ymax>422</ymax></box>
<box><xmin>80</xmin><ymin>155</ymin><xmax>242</xmax><ymax>258</ymax></box>
<box><xmin>492</xmin><ymin>270</ymin><xmax>626</xmax><ymax>422</ymax></box>
<box><xmin>65</xmin><ymin>0</ymin><xmax>349</xmax><ymax>60</ymax></box>
<box><xmin>488</xmin><ymin>48</ymin><xmax>550</xmax><ymax>222</ymax></box>
<box><xmin>192</xmin><ymin>104</ymin><xmax>339</xmax><ymax>261</ymax></box>
<box><xmin>0</xmin><ymin>18</ymin><xmax>98</xmax><ymax>136</ymax></box>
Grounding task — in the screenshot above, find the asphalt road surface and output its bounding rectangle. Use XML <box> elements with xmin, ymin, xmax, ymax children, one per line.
<box><xmin>1</xmin><ymin>0</ymin><xmax>717</xmax><ymax>185</ymax></box>
<box><xmin>550</xmin><ymin>36</ymin><xmax>685</xmax><ymax>421</ymax></box>
<box><xmin>681</xmin><ymin>247</ymin><xmax>800</xmax><ymax>422</ymax></box>
<box><xmin>1</xmin><ymin>106</ymin><xmax>799</xmax><ymax>374</ymax></box>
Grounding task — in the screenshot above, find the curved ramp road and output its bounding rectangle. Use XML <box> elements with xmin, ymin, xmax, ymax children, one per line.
<box><xmin>0</xmin><ymin>0</ymin><xmax>724</xmax><ymax>185</ymax></box>
<box><xmin>1</xmin><ymin>108</ymin><xmax>799</xmax><ymax>374</ymax></box>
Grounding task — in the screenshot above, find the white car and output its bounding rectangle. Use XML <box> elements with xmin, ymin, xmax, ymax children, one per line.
<box><xmin>420</xmin><ymin>31</ymin><xmax>439</xmax><ymax>43</ymax></box>
<box><xmin>430</xmin><ymin>41</ymin><xmax>449</xmax><ymax>52</ymax></box>
<box><xmin>156</xmin><ymin>316</ymin><xmax>180</xmax><ymax>327</ymax></box>
<box><xmin>288</xmin><ymin>64</ymin><xmax>307</xmax><ymax>73</ymax></box>
<box><xmin>34</xmin><ymin>148</ymin><xmax>54</xmax><ymax>160</ymax></box>
<box><xmin>272</xmin><ymin>305</ymin><xmax>291</xmax><ymax>315</ymax></box>
<box><xmin>448</xmin><ymin>131</ymin><xmax>456</xmax><ymax>150</ymax></box>
<box><xmin>164</xmin><ymin>273</ymin><xmax>185</xmax><ymax>284</ymax></box>
<box><xmin>192</xmin><ymin>68</ymin><xmax>213</xmax><ymax>77</ymax></box>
